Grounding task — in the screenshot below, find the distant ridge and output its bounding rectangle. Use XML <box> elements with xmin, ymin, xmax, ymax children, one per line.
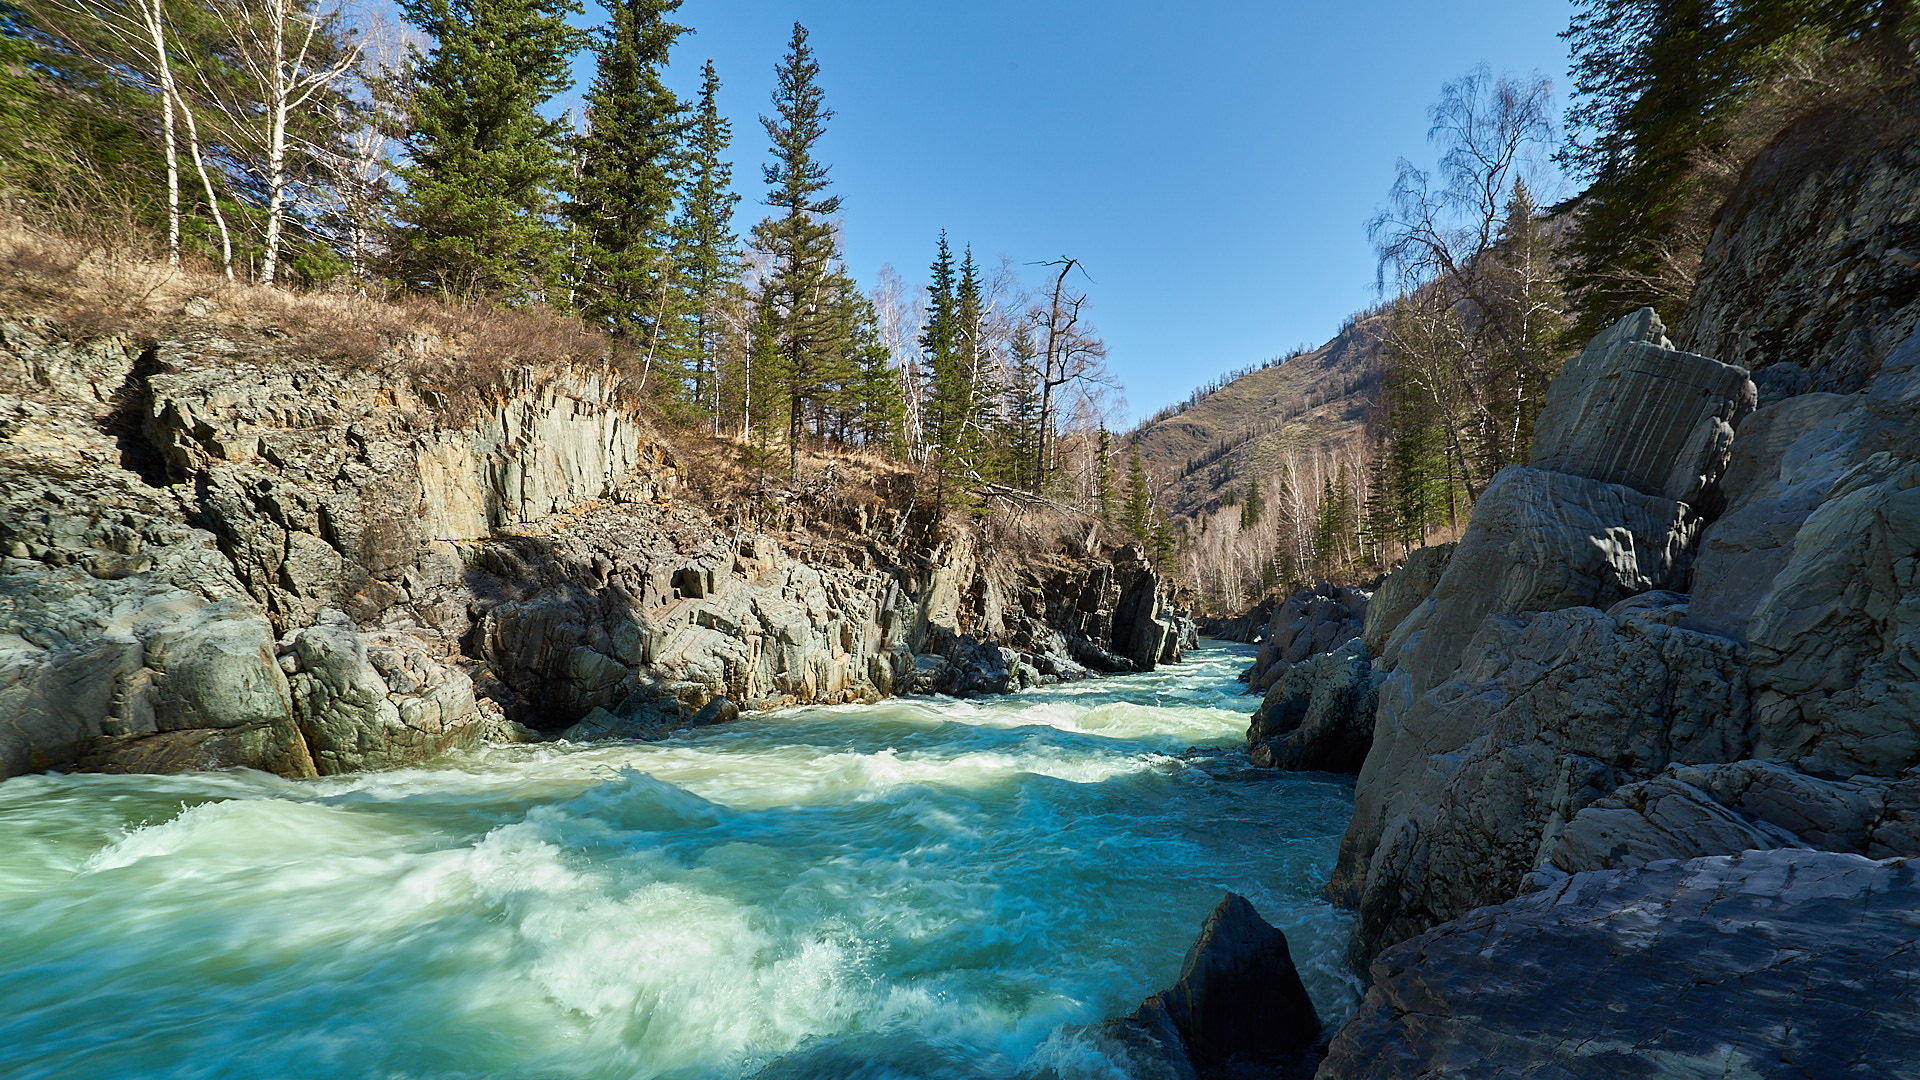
<box><xmin>1130</xmin><ymin>314</ymin><xmax>1384</xmax><ymax>520</ymax></box>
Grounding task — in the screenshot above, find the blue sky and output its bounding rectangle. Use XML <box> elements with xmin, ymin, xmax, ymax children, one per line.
<box><xmin>575</xmin><ymin>1</ymin><xmax>1578</xmax><ymax>424</ymax></box>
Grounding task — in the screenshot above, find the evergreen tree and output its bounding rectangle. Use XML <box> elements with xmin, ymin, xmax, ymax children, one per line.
<box><xmin>389</xmin><ymin>0</ymin><xmax>585</xmax><ymax>302</ymax></box>
<box><xmin>921</xmin><ymin>231</ymin><xmax>973</xmax><ymax>506</ymax></box>
<box><xmin>752</xmin><ymin>21</ymin><xmax>843</xmax><ymax>472</ymax></box>
<box><xmin>1238</xmin><ymin>480</ymin><xmax>1264</xmax><ymax>530</ymax></box>
<box><xmin>675</xmin><ymin>59</ymin><xmax>741</xmax><ymax>423</ymax></box>
<box><xmin>1124</xmin><ymin>447</ymin><xmax>1151</xmax><ymax>540</ymax></box>
<box><xmin>999</xmin><ymin>320</ymin><xmax>1044</xmax><ymax>490</ymax></box>
<box><xmin>1095</xmin><ymin>426</ymin><xmax>1116</xmax><ymax>522</ymax></box>
<box><xmin>567</xmin><ymin>0</ymin><xmax>685</xmax><ymax>351</ymax></box>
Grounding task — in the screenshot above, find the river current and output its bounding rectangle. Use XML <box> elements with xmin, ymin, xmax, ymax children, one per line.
<box><xmin>0</xmin><ymin>641</ymin><xmax>1357</xmax><ymax>1080</ymax></box>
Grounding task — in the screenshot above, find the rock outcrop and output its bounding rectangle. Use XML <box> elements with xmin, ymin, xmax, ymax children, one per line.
<box><xmin>1357</xmin><ymin>543</ymin><xmax>1450</xmax><ymax>656</ymax></box>
<box><xmin>1319</xmin><ymin>850</ymin><xmax>1920</xmax><ymax>1079</ymax></box>
<box><xmin>1247</xmin><ymin>639</ymin><xmax>1380</xmax><ymax>773</ymax></box>
<box><xmin>1680</xmin><ymin>88</ymin><xmax>1920</xmax><ymax>400</ymax></box>
<box><xmin>1328</xmin><ymin>306</ymin><xmax>1920</xmax><ymax>967</ymax></box>
<box><xmin>1240</xmin><ymin>584</ymin><xmax>1367</xmax><ymax>692</ymax></box>
<box><xmin>1098</xmin><ymin>893</ymin><xmax>1324</xmax><ymax>1080</ymax></box>
<box><xmin>0</xmin><ymin>319</ymin><xmax>1189</xmax><ymax>781</ymax></box>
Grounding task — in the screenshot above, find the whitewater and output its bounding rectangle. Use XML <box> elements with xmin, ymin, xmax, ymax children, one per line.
<box><xmin>0</xmin><ymin>641</ymin><xmax>1357</xmax><ymax>1080</ymax></box>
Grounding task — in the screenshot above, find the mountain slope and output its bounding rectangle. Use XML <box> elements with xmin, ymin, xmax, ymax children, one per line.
<box><xmin>1130</xmin><ymin>316</ymin><xmax>1383</xmax><ymax>520</ymax></box>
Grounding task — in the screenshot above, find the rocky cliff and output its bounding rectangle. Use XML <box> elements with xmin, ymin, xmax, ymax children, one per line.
<box><xmin>0</xmin><ymin>311</ymin><xmax>1191</xmax><ymax>782</ymax></box>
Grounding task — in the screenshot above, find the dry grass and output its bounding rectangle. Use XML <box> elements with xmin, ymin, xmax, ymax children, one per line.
<box><xmin>0</xmin><ymin>217</ymin><xmax>613</xmax><ymax>422</ymax></box>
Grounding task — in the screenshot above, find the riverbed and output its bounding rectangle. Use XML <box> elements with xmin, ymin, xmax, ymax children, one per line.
<box><xmin>0</xmin><ymin>641</ymin><xmax>1356</xmax><ymax>1079</ymax></box>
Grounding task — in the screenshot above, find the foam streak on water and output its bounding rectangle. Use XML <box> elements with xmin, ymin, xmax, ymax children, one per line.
<box><xmin>0</xmin><ymin>642</ymin><xmax>1356</xmax><ymax>1080</ymax></box>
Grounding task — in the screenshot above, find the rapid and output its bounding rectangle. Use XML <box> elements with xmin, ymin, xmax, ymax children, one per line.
<box><xmin>0</xmin><ymin>641</ymin><xmax>1357</xmax><ymax>1080</ymax></box>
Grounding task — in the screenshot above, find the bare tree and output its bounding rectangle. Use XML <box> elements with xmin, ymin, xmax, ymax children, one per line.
<box><xmin>199</xmin><ymin>0</ymin><xmax>361</xmax><ymax>286</ymax></box>
<box><xmin>1370</xmin><ymin>65</ymin><xmax>1558</xmax><ymax>500</ymax></box>
<box><xmin>1031</xmin><ymin>257</ymin><xmax>1112</xmax><ymax>491</ymax></box>
<box><xmin>26</xmin><ymin>0</ymin><xmax>185</xmax><ymax>263</ymax></box>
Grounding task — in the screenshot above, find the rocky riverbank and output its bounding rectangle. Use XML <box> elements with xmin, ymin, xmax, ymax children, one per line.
<box><xmin>0</xmin><ymin>314</ymin><xmax>1192</xmax><ymax>782</ymax></box>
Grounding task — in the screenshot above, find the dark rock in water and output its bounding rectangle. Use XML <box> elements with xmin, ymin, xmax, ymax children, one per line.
<box><xmin>1319</xmin><ymin>850</ymin><xmax>1920</xmax><ymax>1079</ymax></box>
<box><xmin>1248</xmin><ymin>639</ymin><xmax>1380</xmax><ymax>773</ymax></box>
<box><xmin>1241</xmin><ymin>584</ymin><xmax>1368</xmax><ymax>693</ymax></box>
<box><xmin>1099</xmin><ymin>893</ymin><xmax>1323</xmax><ymax>1080</ymax></box>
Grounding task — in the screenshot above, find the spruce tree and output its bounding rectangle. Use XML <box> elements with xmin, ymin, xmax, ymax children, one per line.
<box><xmin>567</xmin><ymin>0</ymin><xmax>685</xmax><ymax>351</ymax></box>
<box><xmin>921</xmin><ymin>231</ymin><xmax>971</xmax><ymax>506</ymax></box>
<box><xmin>1124</xmin><ymin>447</ymin><xmax>1151</xmax><ymax>541</ymax></box>
<box><xmin>675</xmin><ymin>59</ymin><xmax>742</xmax><ymax>422</ymax></box>
<box><xmin>1095</xmin><ymin>427</ymin><xmax>1116</xmax><ymax>522</ymax></box>
<box><xmin>753</xmin><ymin>21</ymin><xmax>842</xmax><ymax>472</ymax></box>
<box><xmin>390</xmin><ymin>0</ymin><xmax>585</xmax><ymax>302</ymax></box>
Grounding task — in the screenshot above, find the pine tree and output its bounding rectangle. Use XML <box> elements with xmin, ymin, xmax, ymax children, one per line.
<box><xmin>389</xmin><ymin>0</ymin><xmax>585</xmax><ymax>302</ymax></box>
<box><xmin>567</xmin><ymin>0</ymin><xmax>685</xmax><ymax>352</ymax></box>
<box><xmin>999</xmin><ymin>319</ymin><xmax>1044</xmax><ymax>490</ymax></box>
<box><xmin>1124</xmin><ymin>447</ymin><xmax>1151</xmax><ymax>541</ymax></box>
<box><xmin>675</xmin><ymin>59</ymin><xmax>741</xmax><ymax>424</ymax></box>
<box><xmin>752</xmin><ymin>21</ymin><xmax>842</xmax><ymax>473</ymax></box>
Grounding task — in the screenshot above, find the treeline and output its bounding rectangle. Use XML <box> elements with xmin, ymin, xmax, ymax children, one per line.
<box><xmin>0</xmin><ymin>0</ymin><xmax>1145</xmax><ymax>521</ymax></box>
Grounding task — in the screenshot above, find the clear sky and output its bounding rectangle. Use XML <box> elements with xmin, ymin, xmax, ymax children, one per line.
<box><xmin>582</xmin><ymin>0</ymin><xmax>1578</xmax><ymax>424</ymax></box>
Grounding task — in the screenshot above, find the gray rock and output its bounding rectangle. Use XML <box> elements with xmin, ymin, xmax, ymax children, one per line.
<box><xmin>1102</xmin><ymin>893</ymin><xmax>1323</xmax><ymax>1080</ymax></box>
<box><xmin>1545</xmin><ymin>760</ymin><xmax>1920</xmax><ymax>876</ymax></box>
<box><xmin>1379</xmin><ymin>466</ymin><xmax>1696</xmax><ymax>696</ymax></box>
<box><xmin>1682</xmin><ymin>390</ymin><xmax>1863</xmax><ymax>642</ymax></box>
<box><xmin>1528</xmin><ymin>307</ymin><xmax>1756</xmax><ymax>504</ymax></box>
<box><xmin>1318</xmin><ymin>850</ymin><xmax>1920</xmax><ymax>1079</ymax></box>
<box><xmin>1249</xmin><ymin>639</ymin><xmax>1381</xmax><ymax>773</ymax></box>
<box><xmin>1332</xmin><ymin>606</ymin><xmax>1750</xmax><ymax>963</ymax></box>
<box><xmin>1360</xmin><ymin>544</ymin><xmax>1451</xmax><ymax>657</ymax></box>
<box><xmin>1245</xmin><ymin>584</ymin><xmax>1368</xmax><ymax>691</ymax></box>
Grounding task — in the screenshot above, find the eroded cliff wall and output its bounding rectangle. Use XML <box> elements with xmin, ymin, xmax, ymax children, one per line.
<box><xmin>0</xmin><ymin>316</ymin><xmax>1189</xmax><ymax>781</ymax></box>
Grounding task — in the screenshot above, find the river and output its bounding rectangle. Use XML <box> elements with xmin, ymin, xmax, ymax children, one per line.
<box><xmin>0</xmin><ymin>641</ymin><xmax>1357</xmax><ymax>1080</ymax></box>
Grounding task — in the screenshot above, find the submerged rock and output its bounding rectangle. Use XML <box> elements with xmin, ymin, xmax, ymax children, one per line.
<box><xmin>1098</xmin><ymin>893</ymin><xmax>1323</xmax><ymax>1080</ymax></box>
<box><xmin>1320</xmin><ymin>850</ymin><xmax>1920</xmax><ymax>1079</ymax></box>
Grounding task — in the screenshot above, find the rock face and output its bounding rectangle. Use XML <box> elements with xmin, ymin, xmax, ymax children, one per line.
<box><xmin>1319</xmin><ymin>850</ymin><xmax>1920</xmax><ymax>1079</ymax></box>
<box><xmin>1377</xmin><ymin>464</ymin><xmax>1697</xmax><ymax>696</ymax></box>
<box><xmin>1680</xmin><ymin>88</ymin><xmax>1920</xmax><ymax>399</ymax></box>
<box><xmin>1100</xmin><ymin>893</ymin><xmax>1324</xmax><ymax>1080</ymax></box>
<box><xmin>1358</xmin><ymin>543</ymin><xmax>1451</xmax><ymax>656</ymax></box>
<box><xmin>1248</xmin><ymin>639</ymin><xmax>1381</xmax><ymax>773</ymax></box>
<box><xmin>1327</xmin><ymin>306</ymin><xmax>1920</xmax><ymax>967</ymax></box>
<box><xmin>1545</xmin><ymin>760</ymin><xmax>1920</xmax><ymax>877</ymax></box>
<box><xmin>0</xmin><ymin>321</ymin><xmax>1189</xmax><ymax>781</ymax></box>
<box><xmin>1332</xmin><ymin>601</ymin><xmax>1751</xmax><ymax>963</ymax></box>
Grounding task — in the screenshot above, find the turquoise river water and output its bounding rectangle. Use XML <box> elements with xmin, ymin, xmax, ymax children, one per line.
<box><xmin>0</xmin><ymin>641</ymin><xmax>1357</xmax><ymax>1080</ymax></box>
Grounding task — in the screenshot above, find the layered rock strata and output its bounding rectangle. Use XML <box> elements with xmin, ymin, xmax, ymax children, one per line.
<box><xmin>0</xmin><ymin>319</ymin><xmax>1189</xmax><ymax>781</ymax></box>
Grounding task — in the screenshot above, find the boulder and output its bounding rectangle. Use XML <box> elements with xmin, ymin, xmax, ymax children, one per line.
<box><xmin>1359</xmin><ymin>543</ymin><xmax>1452</xmax><ymax>656</ymax></box>
<box><xmin>1248</xmin><ymin>639</ymin><xmax>1381</xmax><ymax>773</ymax></box>
<box><xmin>1528</xmin><ymin>307</ymin><xmax>1756</xmax><ymax>505</ymax></box>
<box><xmin>1378</xmin><ymin>466</ymin><xmax>1696</xmax><ymax>696</ymax></box>
<box><xmin>288</xmin><ymin>611</ymin><xmax>485</xmax><ymax>774</ymax></box>
<box><xmin>1245</xmin><ymin>584</ymin><xmax>1368</xmax><ymax>691</ymax></box>
<box><xmin>1099</xmin><ymin>893</ymin><xmax>1323</xmax><ymax>1080</ymax></box>
<box><xmin>1319</xmin><ymin>850</ymin><xmax>1920</xmax><ymax>1079</ymax></box>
